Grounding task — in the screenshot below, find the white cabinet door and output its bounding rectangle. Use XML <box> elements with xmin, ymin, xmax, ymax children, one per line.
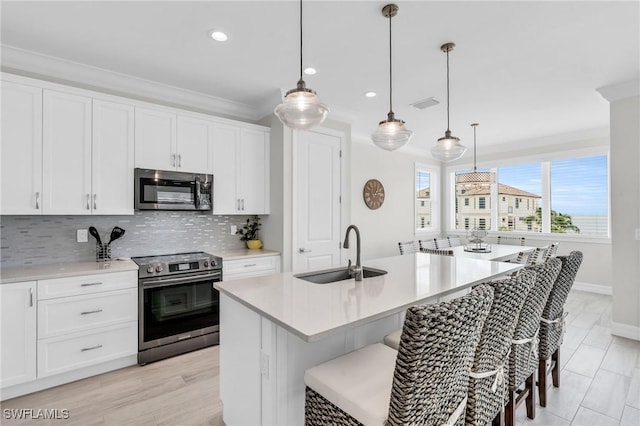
<box><xmin>134</xmin><ymin>106</ymin><xmax>177</xmax><ymax>171</ymax></box>
<box><xmin>240</xmin><ymin>128</ymin><xmax>269</xmax><ymax>214</ymax></box>
<box><xmin>42</xmin><ymin>90</ymin><xmax>92</xmax><ymax>215</ymax></box>
<box><xmin>1</xmin><ymin>281</ymin><xmax>37</xmax><ymax>388</ymax></box>
<box><xmin>1</xmin><ymin>81</ymin><xmax>43</xmax><ymax>215</ymax></box>
<box><xmin>177</xmin><ymin>115</ymin><xmax>212</xmax><ymax>174</ymax></box>
<box><xmin>212</xmin><ymin>123</ymin><xmax>241</xmax><ymax>214</ymax></box>
<box><xmin>92</xmin><ymin>99</ymin><xmax>135</xmax><ymax>215</ymax></box>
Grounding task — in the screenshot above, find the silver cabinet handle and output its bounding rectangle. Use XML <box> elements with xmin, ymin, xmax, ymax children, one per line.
<box><xmin>29</xmin><ymin>288</ymin><xmax>33</xmax><ymax>307</ymax></box>
<box><xmin>93</xmin><ymin>194</ymin><xmax>97</xmax><ymax>210</ymax></box>
<box><xmin>178</xmin><ymin>154</ymin><xmax>182</xmax><ymax>167</ymax></box>
<box><xmin>237</xmin><ymin>199</ymin><xmax>241</xmax><ymax>211</ymax></box>
<box><xmin>81</xmin><ymin>344</ymin><xmax>103</xmax><ymax>352</ymax></box>
<box><xmin>171</xmin><ymin>154</ymin><xmax>176</xmax><ymax>167</ymax></box>
<box><xmin>35</xmin><ymin>192</ymin><xmax>40</xmax><ymax>210</ymax></box>
<box><xmin>86</xmin><ymin>194</ymin><xmax>90</xmax><ymax>210</ymax></box>
<box><xmin>81</xmin><ymin>282</ymin><xmax>103</xmax><ymax>287</ymax></box>
<box><xmin>241</xmin><ymin>199</ymin><xmax>245</xmax><ymax>211</ymax></box>
<box><xmin>81</xmin><ymin>309</ymin><xmax>103</xmax><ymax>315</ymax></box>
<box><xmin>299</xmin><ymin>248</ymin><xmax>312</xmax><ymax>253</ymax></box>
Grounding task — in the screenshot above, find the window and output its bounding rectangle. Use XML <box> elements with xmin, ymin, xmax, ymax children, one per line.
<box><xmin>454</xmin><ymin>168</ymin><xmax>492</xmax><ymax>231</ymax></box>
<box><xmin>550</xmin><ymin>155</ymin><xmax>608</xmax><ymax>237</ymax></box>
<box><xmin>415</xmin><ymin>164</ymin><xmax>438</xmax><ymax>232</ymax></box>
<box><xmin>498</xmin><ymin>163</ymin><xmax>542</xmax><ymax>232</ymax></box>
<box><xmin>450</xmin><ymin>154</ymin><xmax>609</xmax><ymax>237</ymax></box>
<box><xmin>464</xmin><ymin>198</ymin><xmax>469</xmax><ymax>206</ymax></box>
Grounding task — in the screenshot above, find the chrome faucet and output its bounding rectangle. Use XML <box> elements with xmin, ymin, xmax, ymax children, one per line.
<box><xmin>343</xmin><ymin>225</ymin><xmax>363</xmax><ymax>281</ymax></box>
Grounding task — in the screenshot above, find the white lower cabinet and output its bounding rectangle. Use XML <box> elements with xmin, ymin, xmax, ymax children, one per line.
<box><xmin>0</xmin><ymin>270</ymin><xmax>138</xmax><ymax>399</ymax></box>
<box><xmin>0</xmin><ymin>281</ymin><xmax>37</xmax><ymax>388</ymax></box>
<box><xmin>223</xmin><ymin>255</ymin><xmax>281</xmax><ymax>281</ymax></box>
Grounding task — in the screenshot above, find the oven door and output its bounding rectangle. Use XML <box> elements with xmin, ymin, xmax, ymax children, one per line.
<box><xmin>139</xmin><ymin>270</ymin><xmax>221</xmax><ymax>350</ymax></box>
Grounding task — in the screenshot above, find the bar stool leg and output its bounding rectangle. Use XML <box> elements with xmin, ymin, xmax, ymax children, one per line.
<box><xmin>525</xmin><ymin>373</ymin><xmax>536</xmax><ymax>419</ymax></box>
<box><xmin>552</xmin><ymin>348</ymin><xmax>560</xmax><ymax>387</ymax></box>
<box><xmin>538</xmin><ymin>358</ymin><xmax>548</xmax><ymax>407</ymax></box>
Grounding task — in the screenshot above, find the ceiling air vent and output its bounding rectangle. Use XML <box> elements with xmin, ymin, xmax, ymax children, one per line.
<box><xmin>410</xmin><ymin>97</ymin><xmax>440</xmax><ymax>110</ymax></box>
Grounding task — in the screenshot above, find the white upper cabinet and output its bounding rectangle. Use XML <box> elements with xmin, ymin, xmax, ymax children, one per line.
<box><xmin>92</xmin><ymin>99</ymin><xmax>135</xmax><ymax>215</ymax></box>
<box><xmin>212</xmin><ymin>123</ymin><xmax>270</xmax><ymax>215</ymax></box>
<box><xmin>1</xmin><ymin>81</ymin><xmax>43</xmax><ymax>215</ymax></box>
<box><xmin>42</xmin><ymin>90</ymin><xmax>93</xmax><ymax>215</ymax></box>
<box><xmin>135</xmin><ymin>106</ymin><xmax>212</xmax><ymax>174</ymax></box>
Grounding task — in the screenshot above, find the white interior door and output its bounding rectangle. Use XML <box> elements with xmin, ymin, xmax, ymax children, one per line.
<box><xmin>294</xmin><ymin>128</ymin><xmax>343</xmax><ymax>272</ymax></box>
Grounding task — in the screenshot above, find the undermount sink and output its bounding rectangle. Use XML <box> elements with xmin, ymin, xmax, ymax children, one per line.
<box><xmin>294</xmin><ymin>266</ymin><xmax>387</xmax><ymax>284</ymax></box>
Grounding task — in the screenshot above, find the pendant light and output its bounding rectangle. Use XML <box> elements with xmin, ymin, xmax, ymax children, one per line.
<box><xmin>371</xmin><ymin>4</ymin><xmax>412</xmax><ymax>151</ymax></box>
<box><xmin>274</xmin><ymin>0</ymin><xmax>329</xmax><ymax>131</ymax></box>
<box><xmin>431</xmin><ymin>42</ymin><xmax>466</xmax><ymax>162</ymax></box>
<box><xmin>456</xmin><ymin>123</ymin><xmax>495</xmax><ymax>189</ymax></box>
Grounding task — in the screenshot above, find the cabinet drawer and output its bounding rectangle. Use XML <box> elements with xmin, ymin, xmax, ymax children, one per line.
<box><xmin>38</xmin><ymin>288</ymin><xmax>137</xmax><ymax>338</ymax></box>
<box><xmin>223</xmin><ymin>256</ymin><xmax>279</xmax><ymax>280</ymax></box>
<box><xmin>37</xmin><ymin>322</ymin><xmax>137</xmax><ymax>378</ymax></box>
<box><xmin>38</xmin><ymin>271</ymin><xmax>137</xmax><ymax>300</ymax></box>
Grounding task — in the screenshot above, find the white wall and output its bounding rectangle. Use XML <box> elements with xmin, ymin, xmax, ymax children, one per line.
<box><xmin>350</xmin><ymin>139</ymin><xmax>440</xmax><ymax>261</ymax></box>
<box><xmin>599</xmin><ymin>82</ymin><xmax>640</xmax><ymax>340</ymax></box>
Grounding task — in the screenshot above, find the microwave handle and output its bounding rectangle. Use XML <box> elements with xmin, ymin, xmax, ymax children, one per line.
<box><xmin>194</xmin><ymin>177</ymin><xmax>201</xmax><ymax>209</ymax></box>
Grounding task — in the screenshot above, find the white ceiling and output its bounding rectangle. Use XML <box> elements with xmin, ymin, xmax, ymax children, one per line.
<box><xmin>2</xmin><ymin>1</ymin><xmax>639</xmax><ymax>155</ymax></box>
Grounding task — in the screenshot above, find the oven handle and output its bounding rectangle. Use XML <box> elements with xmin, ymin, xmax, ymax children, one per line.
<box><xmin>141</xmin><ymin>272</ymin><xmax>222</xmax><ymax>288</ymax></box>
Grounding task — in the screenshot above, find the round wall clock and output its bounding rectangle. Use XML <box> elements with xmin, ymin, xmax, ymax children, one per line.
<box><xmin>363</xmin><ymin>179</ymin><xmax>385</xmax><ymax>210</ymax></box>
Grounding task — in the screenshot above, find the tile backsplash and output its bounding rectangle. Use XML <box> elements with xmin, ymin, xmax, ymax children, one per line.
<box><xmin>0</xmin><ymin>212</ymin><xmax>256</xmax><ymax>268</ymax></box>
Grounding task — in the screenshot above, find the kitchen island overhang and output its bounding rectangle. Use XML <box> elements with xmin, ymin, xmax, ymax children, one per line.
<box><xmin>215</xmin><ymin>253</ymin><xmax>522</xmax><ymax>425</ymax></box>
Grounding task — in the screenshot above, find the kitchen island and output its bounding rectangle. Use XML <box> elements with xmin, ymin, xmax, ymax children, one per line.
<box><xmin>215</xmin><ymin>253</ymin><xmax>521</xmax><ymax>425</ymax></box>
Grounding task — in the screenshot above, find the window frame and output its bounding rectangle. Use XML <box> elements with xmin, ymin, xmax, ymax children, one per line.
<box><xmin>444</xmin><ymin>146</ymin><xmax>610</xmax><ymax>242</ymax></box>
<box><xmin>414</xmin><ymin>162</ymin><xmax>440</xmax><ymax>236</ymax></box>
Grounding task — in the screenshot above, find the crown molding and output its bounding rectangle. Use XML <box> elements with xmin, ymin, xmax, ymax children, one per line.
<box><xmin>1</xmin><ymin>44</ymin><xmax>262</xmax><ymax>122</ymax></box>
<box><xmin>596</xmin><ymin>79</ymin><xmax>640</xmax><ymax>102</ymax></box>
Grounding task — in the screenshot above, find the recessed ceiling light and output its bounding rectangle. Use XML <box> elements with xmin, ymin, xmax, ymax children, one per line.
<box><xmin>209</xmin><ymin>30</ymin><xmax>229</xmax><ymax>42</ymax></box>
<box><xmin>365</xmin><ymin>91</ymin><xmax>377</xmax><ymax>98</ymax></box>
<box><xmin>304</xmin><ymin>67</ymin><xmax>317</xmax><ymax>75</ymax></box>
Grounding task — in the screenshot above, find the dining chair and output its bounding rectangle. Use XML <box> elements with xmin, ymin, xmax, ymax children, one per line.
<box><xmin>420</xmin><ymin>248</ymin><xmax>454</xmax><ymax>256</ymax></box>
<box><xmin>501</xmin><ymin>258</ymin><xmax>561</xmax><ymax>426</ymax></box>
<box><xmin>447</xmin><ymin>236</ymin><xmax>462</xmax><ymax>247</ymax></box>
<box><xmin>397</xmin><ymin>241</ymin><xmax>418</xmax><ymax>255</ymax></box>
<box><xmin>527</xmin><ymin>246</ymin><xmax>548</xmax><ymax>265</ymax></box>
<box><xmin>418</xmin><ymin>239</ymin><xmax>437</xmax><ymax>250</ymax></box>
<box><xmin>496</xmin><ymin>236</ymin><xmax>526</xmax><ymax>246</ymax></box>
<box><xmin>466</xmin><ymin>270</ymin><xmax>536</xmax><ymax>426</ymax></box>
<box><xmin>538</xmin><ymin>251</ymin><xmax>583</xmax><ymax>407</ymax></box>
<box><xmin>304</xmin><ymin>285</ymin><xmax>494</xmax><ymax>426</ymax></box>
<box><xmin>434</xmin><ymin>237</ymin><xmax>451</xmax><ymax>249</ymax></box>
<box><xmin>542</xmin><ymin>242</ymin><xmax>559</xmax><ymax>262</ymax></box>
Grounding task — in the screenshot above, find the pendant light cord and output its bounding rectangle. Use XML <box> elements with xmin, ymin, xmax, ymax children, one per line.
<box><xmin>388</xmin><ymin>11</ymin><xmax>393</xmax><ymax>114</ymax></box>
<box><xmin>446</xmin><ymin>49</ymin><xmax>451</xmax><ymax>131</ymax></box>
<box><xmin>299</xmin><ymin>0</ymin><xmax>303</xmax><ymax>82</ymax></box>
<box><xmin>473</xmin><ymin>124</ymin><xmax>477</xmax><ymax>172</ymax></box>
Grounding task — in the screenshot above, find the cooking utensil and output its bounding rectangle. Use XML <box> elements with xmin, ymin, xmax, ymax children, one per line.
<box><xmin>108</xmin><ymin>226</ymin><xmax>126</xmax><ymax>244</ymax></box>
<box><xmin>88</xmin><ymin>226</ymin><xmax>102</xmax><ymax>245</ymax></box>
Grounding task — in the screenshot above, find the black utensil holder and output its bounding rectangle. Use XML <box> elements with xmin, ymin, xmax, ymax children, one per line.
<box><xmin>96</xmin><ymin>243</ymin><xmax>112</xmax><ymax>264</ymax></box>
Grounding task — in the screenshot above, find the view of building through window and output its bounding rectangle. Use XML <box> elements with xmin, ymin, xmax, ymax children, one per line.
<box><xmin>453</xmin><ymin>155</ymin><xmax>608</xmax><ymax>237</ymax></box>
<box><xmin>416</xmin><ymin>169</ymin><xmax>431</xmax><ymax>230</ymax></box>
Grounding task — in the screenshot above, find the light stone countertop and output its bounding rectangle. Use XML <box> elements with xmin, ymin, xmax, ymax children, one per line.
<box><xmin>213</xmin><ymin>248</ymin><xmax>281</xmax><ymax>261</ymax></box>
<box><xmin>0</xmin><ymin>259</ymin><xmax>139</xmax><ymax>284</ymax></box>
<box><xmin>215</xmin><ymin>253</ymin><xmax>521</xmax><ymax>342</ymax></box>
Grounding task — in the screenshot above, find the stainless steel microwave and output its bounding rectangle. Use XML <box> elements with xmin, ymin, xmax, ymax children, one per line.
<box><xmin>134</xmin><ymin>168</ymin><xmax>213</xmax><ymax>211</ymax></box>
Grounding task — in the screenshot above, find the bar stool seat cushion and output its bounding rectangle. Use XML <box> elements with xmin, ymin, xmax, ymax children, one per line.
<box><xmin>304</xmin><ymin>343</ymin><xmax>397</xmax><ymax>425</ymax></box>
<box><xmin>383</xmin><ymin>330</ymin><xmax>401</xmax><ymax>350</ymax></box>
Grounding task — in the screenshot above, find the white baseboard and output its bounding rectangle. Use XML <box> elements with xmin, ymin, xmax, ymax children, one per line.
<box><xmin>572</xmin><ymin>281</ymin><xmax>612</xmax><ymax>295</ymax></box>
<box><xmin>611</xmin><ymin>322</ymin><xmax>640</xmax><ymax>341</ymax></box>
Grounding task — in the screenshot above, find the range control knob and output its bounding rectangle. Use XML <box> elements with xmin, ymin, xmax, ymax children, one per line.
<box><xmin>155</xmin><ymin>265</ymin><xmax>163</xmax><ymax>273</ymax></box>
<box><xmin>147</xmin><ymin>266</ymin><xmax>154</xmax><ymax>274</ymax></box>
<box><xmin>209</xmin><ymin>258</ymin><xmax>217</xmax><ymax>267</ymax></box>
<box><xmin>203</xmin><ymin>260</ymin><xmax>209</xmax><ymax>267</ymax></box>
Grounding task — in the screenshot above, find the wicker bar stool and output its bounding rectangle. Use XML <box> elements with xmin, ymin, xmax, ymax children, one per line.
<box><xmin>304</xmin><ymin>285</ymin><xmax>494</xmax><ymax>426</ymax></box>
<box><xmin>538</xmin><ymin>251</ymin><xmax>583</xmax><ymax>407</ymax></box>
<box><xmin>501</xmin><ymin>258</ymin><xmax>561</xmax><ymax>426</ymax></box>
<box><xmin>466</xmin><ymin>270</ymin><xmax>536</xmax><ymax>426</ymax></box>
<box><xmin>420</xmin><ymin>247</ymin><xmax>454</xmax><ymax>256</ymax></box>
<box><xmin>418</xmin><ymin>239</ymin><xmax>437</xmax><ymax>250</ymax></box>
<box><xmin>397</xmin><ymin>241</ymin><xmax>418</xmax><ymax>255</ymax></box>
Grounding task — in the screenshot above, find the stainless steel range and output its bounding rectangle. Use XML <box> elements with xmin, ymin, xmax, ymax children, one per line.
<box><xmin>132</xmin><ymin>251</ymin><xmax>223</xmax><ymax>365</ymax></box>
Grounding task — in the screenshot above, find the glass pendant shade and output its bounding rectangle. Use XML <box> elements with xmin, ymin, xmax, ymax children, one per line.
<box><xmin>371</xmin><ymin>112</ymin><xmax>413</xmax><ymax>151</ymax></box>
<box><xmin>432</xmin><ymin>129</ymin><xmax>466</xmax><ymax>161</ymax></box>
<box><xmin>274</xmin><ymin>81</ymin><xmax>329</xmax><ymax>130</ymax></box>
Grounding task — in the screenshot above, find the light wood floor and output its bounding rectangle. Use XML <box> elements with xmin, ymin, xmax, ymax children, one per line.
<box><xmin>1</xmin><ymin>290</ymin><xmax>639</xmax><ymax>426</ymax></box>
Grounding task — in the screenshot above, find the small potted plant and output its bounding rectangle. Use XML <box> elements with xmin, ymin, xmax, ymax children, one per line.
<box><xmin>238</xmin><ymin>215</ymin><xmax>263</xmax><ymax>249</ymax></box>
